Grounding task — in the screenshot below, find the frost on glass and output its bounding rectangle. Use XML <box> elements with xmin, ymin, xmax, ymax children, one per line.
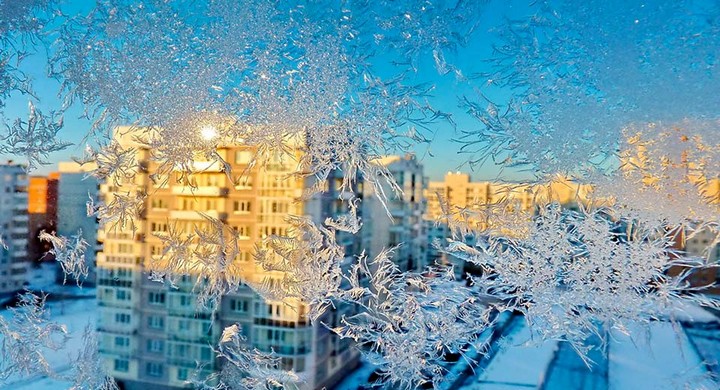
<box><xmin>50</xmin><ymin>0</ymin><xmax>472</xmax><ymax>207</ymax></box>
<box><xmin>253</xmin><ymin>216</ymin><xmax>346</xmax><ymax>322</ymax></box>
<box><xmin>0</xmin><ymin>291</ymin><xmax>69</xmax><ymax>381</ymax></box>
<box><xmin>461</xmin><ymin>0</ymin><xmax>720</xmax><ymax>180</ymax></box>
<box><xmin>195</xmin><ymin>324</ymin><xmax>303</xmax><ymax>390</ymax></box>
<box><xmin>0</xmin><ymin>1</ymin><xmax>71</xmax><ymax>171</ymax></box>
<box><xmin>444</xmin><ymin>204</ymin><xmax>720</xmax><ymax>360</ymax></box>
<box><xmin>592</xmin><ymin>121</ymin><xmax>720</xmax><ymax>228</ymax></box>
<box><xmin>1</xmin><ymin>101</ymin><xmax>71</xmax><ymax>171</ymax></box>
<box><xmin>331</xmin><ymin>249</ymin><xmax>494</xmax><ymax>389</ymax></box>
<box><xmin>39</xmin><ymin>229</ymin><xmax>90</xmax><ymax>286</ymax></box>
<box><xmin>149</xmin><ymin>214</ymin><xmax>245</xmax><ymax>313</ymax></box>
<box><xmin>67</xmin><ymin>326</ymin><xmax>118</xmax><ymax>390</ymax></box>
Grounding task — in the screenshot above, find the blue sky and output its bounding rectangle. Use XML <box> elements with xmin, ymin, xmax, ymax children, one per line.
<box><xmin>1</xmin><ymin>0</ymin><xmax>531</xmax><ymax>182</ymax></box>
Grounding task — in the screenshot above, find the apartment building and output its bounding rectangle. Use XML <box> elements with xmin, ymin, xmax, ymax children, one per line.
<box><xmin>28</xmin><ymin>173</ymin><xmax>58</xmax><ymax>263</ymax></box>
<box><xmin>423</xmin><ymin>172</ymin><xmax>590</xmax><ymax>274</ymax></box>
<box><xmin>0</xmin><ymin>161</ymin><xmax>29</xmax><ymax>297</ymax></box>
<box><xmin>56</xmin><ymin>161</ymin><xmax>99</xmax><ymax>285</ymax></box>
<box><xmin>362</xmin><ymin>154</ymin><xmax>427</xmax><ymax>272</ymax></box>
<box><xmin>97</xmin><ymin>127</ymin><xmax>359</xmax><ymax>390</ymax></box>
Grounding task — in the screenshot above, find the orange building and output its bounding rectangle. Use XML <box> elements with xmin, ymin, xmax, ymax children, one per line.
<box><xmin>28</xmin><ymin>173</ymin><xmax>59</xmax><ymax>262</ymax></box>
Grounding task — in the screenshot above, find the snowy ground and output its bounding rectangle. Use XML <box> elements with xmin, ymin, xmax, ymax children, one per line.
<box><xmin>456</xmin><ymin>307</ymin><xmax>720</xmax><ymax>390</ymax></box>
<box><xmin>0</xmin><ymin>297</ymin><xmax>98</xmax><ymax>389</ymax></box>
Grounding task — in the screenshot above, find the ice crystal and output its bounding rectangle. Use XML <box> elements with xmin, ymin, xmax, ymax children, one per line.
<box><xmin>463</xmin><ymin>0</ymin><xmax>720</xmax><ymax>177</ymax></box>
<box><xmin>447</xmin><ymin>204</ymin><xmax>720</xmax><ymax>357</ymax></box>
<box><xmin>39</xmin><ymin>229</ymin><xmax>90</xmax><ymax>286</ymax></box>
<box><xmin>51</xmin><ymin>0</ymin><xmax>463</xmax><ymax>207</ymax></box>
<box><xmin>592</xmin><ymin>121</ymin><xmax>720</xmax><ymax>227</ymax></box>
<box><xmin>88</xmin><ymin>190</ymin><xmax>146</xmax><ymax>234</ymax></box>
<box><xmin>67</xmin><ymin>325</ymin><xmax>118</xmax><ymax>390</ymax></box>
<box><xmin>332</xmin><ymin>249</ymin><xmax>493</xmax><ymax>389</ymax></box>
<box><xmin>253</xmin><ymin>216</ymin><xmax>346</xmax><ymax>322</ymax></box>
<box><xmin>148</xmin><ymin>214</ymin><xmax>245</xmax><ymax>313</ymax></box>
<box><xmin>1</xmin><ymin>101</ymin><xmax>71</xmax><ymax>171</ymax></box>
<box><xmin>0</xmin><ymin>0</ymin><xmax>51</xmax><ymax>107</ymax></box>
<box><xmin>0</xmin><ymin>291</ymin><xmax>69</xmax><ymax>381</ymax></box>
<box><xmin>201</xmin><ymin>324</ymin><xmax>303</xmax><ymax>390</ymax></box>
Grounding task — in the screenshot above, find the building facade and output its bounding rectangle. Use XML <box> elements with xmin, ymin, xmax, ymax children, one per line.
<box><xmin>28</xmin><ymin>173</ymin><xmax>59</xmax><ymax>263</ymax></box>
<box><xmin>362</xmin><ymin>154</ymin><xmax>427</xmax><ymax>272</ymax></box>
<box><xmin>56</xmin><ymin>162</ymin><xmax>99</xmax><ymax>285</ymax></box>
<box><xmin>0</xmin><ymin>162</ymin><xmax>29</xmax><ymax>297</ymax></box>
<box><xmin>97</xmin><ymin>127</ymin><xmax>359</xmax><ymax>390</ymax></box>
<box><xmin>423</xmin><ymin>172</ymin><xmax>590</xmax><ymax>275</ymax></box>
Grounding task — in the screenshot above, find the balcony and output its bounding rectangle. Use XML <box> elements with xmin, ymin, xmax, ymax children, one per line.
<box><xmin>171</xmin><ymin>186</ymin><xmax>228</xmax><ymax>197</ymax></box>
<box><xmin>169</xmin><ymin>210</ymin><xmax>226</xmax><ymax>220</ymax></box>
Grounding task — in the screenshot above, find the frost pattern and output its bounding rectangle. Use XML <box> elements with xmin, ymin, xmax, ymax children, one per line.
<box><xmin>198</xmin><ymin>324</ymin><xmax>303</xmax><ymax>390</ymax></box>
<box><xmin>67</xmin><ymin>326</ymin><xmax>118</xmax><ymax>390</ymax></box>
<box><xmin>331</xmin><ymin>249</ymin><xmax>493</xmax><ymax>389</ymax></box>
<box><xmin>51</xmin><ymin>0</ymin><xmax>472</xmax><ymax>205</ymax></box>
<box><xmin>149</xmin><ymin>214</ymin><xmax>245</xmax><ymax>312</ymax></box>
<box><xmin>593</xmin><ymin>121</ymin><xmax>720</xmax><ymax>227</ymax></box>
<box><xmin>39</xmin><ymin>229</ymin><xmax>90</xmax><ymax>286</ymax></box>
<box><xmin>253</xmin><ymin>216</ymin><xmax>346</xmax><ymax>322</ymax></box>
<box><xmin>462</xmin><ymin>0</ymin><xmax>720</xmax><ymax>177</ymax></box>
<box><xmin>1</xmin><ymin>102</ymin><xmax>71</xmax><ymax>171</ymax></box>
<box><xmin>0</xmin><ymin>291</ymin><xmax>69</xmax><ymax>381</ymax></box>
<box><xmin>444</xmin><ymin>204</ymin><xmax>720</xmax><ymax>357</ymax></box>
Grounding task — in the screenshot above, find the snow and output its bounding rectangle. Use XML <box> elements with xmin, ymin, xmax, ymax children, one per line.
<box><xmin>608</xmin><ymin>321</ymin><xmax>717</xmax><ymax>390</ymax></box>
<box><xmin>0</xmin><ymin>297</ymin><xmax>98</xmax><ymax>389</ymax></box>
<box><xmin>460</xmin><ymin>316</ymin><xmax>559</xmax><ymax>389</ymax></box>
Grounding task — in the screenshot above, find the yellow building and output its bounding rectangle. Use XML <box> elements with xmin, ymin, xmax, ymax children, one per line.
<box><xmin>97</xmin><ymin>127</ymin><xmax>359</xmax><ymax>390</ymax></box>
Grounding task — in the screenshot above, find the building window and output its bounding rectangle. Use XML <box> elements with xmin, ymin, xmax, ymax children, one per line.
<box><xmin>147</xmin><ymin>339</ymin><xmax>164</xmax><ymax>353</ymax></box>
<box><xmin>235</xmin><ymin>225</ymin><xmax>250</xmax><ymax>239</ymax></box>
<box><xmin>200</xmin><ymin>346</ymin><xmax>212</xmax><ymax>361</ymax></box>
<box><xmin>116</xmin><ymin>289</ymin><xmax>131</xmax><ymax>301</ymax></box>
<box><xmin>115</xmin><ymin>313</ymin><xmax>131</xmax><ymax>324</ymax></box>
<box><xmin>179</xmin><ymin>295</ymin><xmax>192</xmax><ymax>307</ymax></box>
<box><xmin>177</xmin><ymin>368</ymin><xmax>189</xmax><ymax>381</ymax></box>
<box><xmin>235</xmin><ymin>150</ymin><xmax>253</xmax><ymax>164</ymax></box>
<box><xmin>148</xmin><ymin>291</ymin><xmax>166</xmax><ymax>305</ymax></box>
<box><xmin>146</xmin><ymin>362</ymin><xmax>163</xmax><ymax>377</ymax></box>
<box><xmin>148</xmin><ymin>315</ymin><xmax>164</xmax><ymax>330</ymax></box>
<box><xmin>114</xmin><ymin>336</ymin><xmax>130</xmax><ymax>347</ymax></box>
<box><xmin>230</xmin><ymin>299</ymin><xmax>248</xmax><ymax>313</ymax></box>
<box><xmin>114</xmin><ymin>359</ymin><xmax>129</xmax><ymax>373</ymax></box>
<box><xmin>233</xmin><ymin>200</ymin><xmax>251</xmax><ymax>213</ymax></box>
<box><xmin>178</xmin><ymin>319</ymin><xmax>190</xmax><ymax>331</ymax></box>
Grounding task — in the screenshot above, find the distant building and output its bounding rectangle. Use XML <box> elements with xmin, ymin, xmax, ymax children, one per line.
<box><xmin>423</xmin><ymin>172</ymin><xmax>590</xmax><ymax>276</ymax></box>
<box><xmin>363</xmin><ymin>154</ymin><xmax>427</xmax><ymax>272</ymax></box>
<box><xmin>56</xmin><ymin>162</ymin><xmax>99</xmax><ymax>286</ymax></box>
<box><xmin>97</xmin><ymin>126</ymin><xmax>360</xmax><ymax>390</ymax></box>
<box><xmin>28</xmin><ymin>173</ymin><xmax>59</xmax><ymax>263</ymax></box>
<box><xmin>0</xmin><ymin>161</ymin><xmax>29</xmax><ymax>297</ymax></box>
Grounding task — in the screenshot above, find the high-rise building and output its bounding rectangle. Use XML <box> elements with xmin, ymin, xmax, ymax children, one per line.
<box><xmin>28</xmin><ymin>173</ymin><xmax>59</xmax><ymax>263</ymax></box>
<box><xmin>0</xmin><ymin>161</ymin><xmax>29</xmax><ymax>297</ymax></box>
<box><xmin>97</xmin><ymin>127</ymin><xmax>359</xmax><ymax>390</ymax></box>
<box><xmin>56</xmin><ymin>162</ymin><xmax>99</xmax><ymax>285</ymax></box>
<box><xmin>362</xmin><ymin>154</ymin><xmax>427</xmax><ymax>272</ymax></box>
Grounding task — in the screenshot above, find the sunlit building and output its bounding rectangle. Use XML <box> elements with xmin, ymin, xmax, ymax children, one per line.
<box><xmin>423</xmin><ymin>172</ymin><xmax>590</xmax><ymax>274</ymax></box>
<box><xmin>27</xmin><ymin>173</ymin><xmax>59</xmax><ymax>263</ymax></box>
<box><xmin>97</xmin><ymin>127</ymin><xmax>359</xmax><ymax>390</ymax></box>
<box><xmin>0</xmin><ymin>161</ymin><xmax>29</xmax><ymax>297</ymax></box>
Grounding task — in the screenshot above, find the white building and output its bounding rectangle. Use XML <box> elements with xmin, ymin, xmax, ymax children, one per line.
<box><xmin>0</xmin><ymin>161</ymin><xmax>29</xmax><ymax>297</ymax></box>
<box><xmin>363</xmin><ymin>154</ymin><xmax>427</xmax><ymax>272</ymax></box>
<box><xmin>56</xmin><ymin>161</ymin><xmax>99</xmax><ymax>286</ymax></box>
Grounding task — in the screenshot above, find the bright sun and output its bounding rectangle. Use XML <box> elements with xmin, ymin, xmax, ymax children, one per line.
<box><xmin>200</xmin><ymin>125</ymin><xmax>218</xmax><ymax>141</ymax></box>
